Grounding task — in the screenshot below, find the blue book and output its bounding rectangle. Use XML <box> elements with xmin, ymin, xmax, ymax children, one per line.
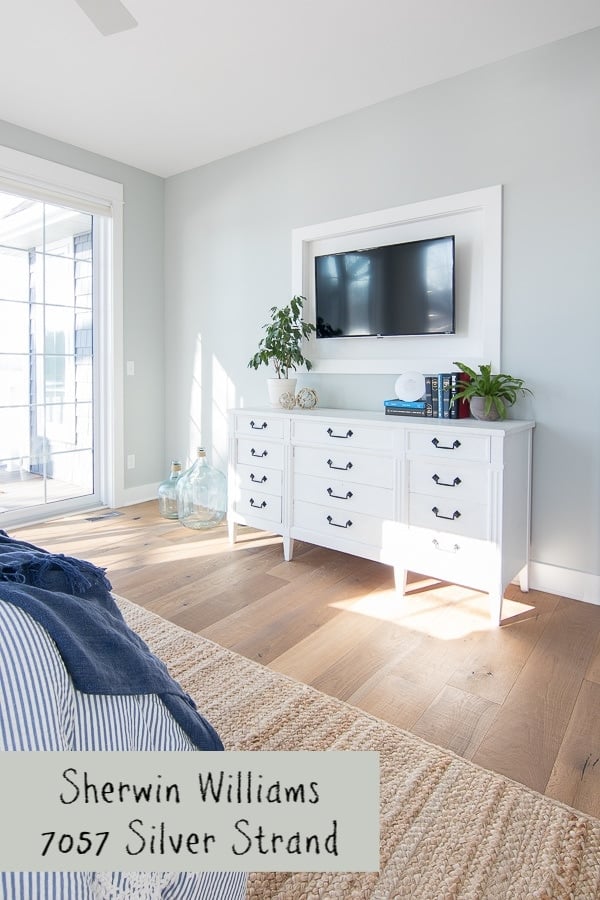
<box><xmin>438</xmin><ymin>373</ymin><xmax>452</xmax><ymax>418</ymax></box>
<box><xmin>384</xmin><ymin>398</ymin><xmax>427</xmax><ymax>409</ymax></box>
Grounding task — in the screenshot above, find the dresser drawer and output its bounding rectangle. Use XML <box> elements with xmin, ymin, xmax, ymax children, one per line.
<box><xmin>294</xmin><ymin>445</ymin><xmax>394</xmax><ymax>489</ymax></box>
<box><xmin>236</xmin><ymin>438</ymin><xmax>284</xmax><ymax>470</ymax></box>
<box><xmin>235</xmin><ymin>414</ymin><xmax>284</xmax><ymax>439</ymax></box>
<box><xmin>292</xmin><ymin>418</ymin><xmax>394</xmax><ymax>451</ymax></box>
<box><xmin>235</xmin><ymin>488</ymin><xmax>282</xmax><ymax>524</ymax></box>
<box><xmin>293</xmin><ymin>473</ymin><xmax>394</xmax><ymax>518</ymax></box>
<box><xmin>293</xmin><ymin>499</ymin><xmax>387</xmax><ymax>547</ymax></box>
<box><xmin>408</xmin><ymin>492</ymin><xmax>489</xmax><ymax>540</ymax></box>
<box><xmin>407</xmin><ymin>429</ymin><xmax>491</xmax><ymax>462</ymax></box>
<box><xmin>236</xmin><ymin>463</ymin><xmax>282</xmax><ymax>496</ymax></box>
<box><xmin>400</xmin><ymin>528</ymin><xmax>494</xmax><ymax>591</ymax></box>
<box><xmin>409</xmin><ymin>459</ymin><xmax>489</xmax><ymax>502</ymax></box>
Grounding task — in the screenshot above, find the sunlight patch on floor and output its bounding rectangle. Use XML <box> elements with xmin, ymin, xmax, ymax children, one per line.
<box><xmin>329</xmin><ymin>579</ymin><xmax>536</xmax><ymax>639</ymax></box>
<box><xmin>101</xmin><ymin>528</ymin><xmax>283</xmax><ymax>572</ymax></box>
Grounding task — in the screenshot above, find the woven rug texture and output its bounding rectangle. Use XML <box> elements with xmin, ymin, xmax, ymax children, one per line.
<box><xmin>117</xmin><ymin>596</ymin><xmax>600</xmax><ymax>900</ymax></box>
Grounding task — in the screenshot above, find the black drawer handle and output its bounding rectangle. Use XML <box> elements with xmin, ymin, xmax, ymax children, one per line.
<box><xmin>432</xmin><ymin>539</ymin><xmax>460</xmax><ymax>553</ymax></box>
<box><xmin>327</xmin><ymin>515</ymin><xmax>353</xmax><ymax>529</ymax></box>
<box><xmin>250</xmin><ymin>473</ymin><xmax>267</xmax><ymax>483</ymax></box>
<box><xmin>249</xmin><ymin>498</ymin><xmax>267</xmax><ymax>509</ymax></box>
<box><xmin>432</xmin><ymin>438</ymin><xmax>461</xmax><ymax>451</ymax></box>
<box><xmin>327</xmin><ymin>459</ymin><xmax>353</xmax><ymax>471</ymax></box>
<box><xmin>327</xmin><ymin>487</ymin><xmax>353</xmax><ymax>500</ymax></box>
<box><xmin>249</xmin><ymin>420</ymin><xmax>268</xmax><ymax>430</ymax></box>
<box><xmin>432</xmin><ymin>474</ymin><xmax>462</xmax><ymax>488</ymax></box>
<box><xmin>250</xmin><ymin>448</ymin><xmax>268</xmax><ymax>458</ymax></box>
<box><xmin>432</xmin><ymin>506</ymin><xmax>461</xmax><ymax>521</ymax></box>
<box><xmin>327</xmin><ymin>427</ymin><xmax>354</xmax><ymax>439</ymax></box>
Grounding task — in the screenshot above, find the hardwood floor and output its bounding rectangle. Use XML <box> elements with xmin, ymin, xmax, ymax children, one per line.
<box><xmin>11</xmin><ymin>500</ymin><xmax>600</xmax><ymax>819</ymax></box>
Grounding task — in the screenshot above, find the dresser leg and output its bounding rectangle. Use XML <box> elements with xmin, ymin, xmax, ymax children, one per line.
<box><xmin>283</xmin><ymin>536</ymin><xmax>294</xmax><ymax>561</ymax></box>
<box><xmin>489</xmin><ymin>590</ymin><xmax>503</xmax><ymax>626</ymax></box>
<box><xmin>394</xmin><ymin>567</ymin><xmax>408</xmax><ymax>596</ymax></box>
<box><xmin>518</xmin><ymin>566</ymin><xmax>529</xmax><ymax>593</ymax></box>
<box><xmin>227</xmin><ymin>520</ymin><xmax>237</xmax><ymax>545</ymax></box>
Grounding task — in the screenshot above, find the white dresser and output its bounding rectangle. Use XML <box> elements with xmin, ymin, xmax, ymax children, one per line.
<box><xmin>228</xmin><ymin>407</ymin><xmax>534</xmax><ymax>624</ymax></box>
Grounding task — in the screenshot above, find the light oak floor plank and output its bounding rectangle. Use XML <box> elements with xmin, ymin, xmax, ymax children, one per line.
<box><xmin>471</xmin><ymin>595</ymin><xmax>600</xmax><ymax>794</ymax></box>
<box><xmin>545</xmin><ymin>679</ymin><xmax>600</xmax><ymax>818</ymax></box>
<box><xmin>411</xmin><ymin>684</ymin><xmax>500</xmax><ymax>759</ymax></box>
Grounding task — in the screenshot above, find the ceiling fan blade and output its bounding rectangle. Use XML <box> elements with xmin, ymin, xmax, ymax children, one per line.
<box><xmin>73</xmin><ymin>0</ymin><xmax>138</xmax><ymax>36</ymax></box>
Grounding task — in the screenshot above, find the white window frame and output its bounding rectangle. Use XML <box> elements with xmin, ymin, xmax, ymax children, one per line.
<box><xmin>0</xmin><ymin>144</ymin><xmax>124</xmax><ymax>521</ymax></box>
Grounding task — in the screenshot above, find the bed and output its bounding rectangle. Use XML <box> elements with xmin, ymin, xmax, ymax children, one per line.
<box><xmin>0</xmin><ymin>530</ymin><xmax>247</xmax><ymax>900</ymax></box>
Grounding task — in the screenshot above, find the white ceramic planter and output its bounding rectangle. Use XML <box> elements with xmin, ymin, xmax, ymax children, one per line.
<box><xmin>267</xmin><ymin>378</ymin><xmax>297</xmax><ymax>408</ymax></box>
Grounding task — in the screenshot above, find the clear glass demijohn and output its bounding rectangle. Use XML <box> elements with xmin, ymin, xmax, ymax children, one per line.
<box><xmin>176</xmin><ymin>447</ymin><xmax>227</xmax><ymax>530</ymax></box>
<box><xmin>157</xmin><ymin>460</ymin><xmax>182</xmax><ymax>519</ymax></box>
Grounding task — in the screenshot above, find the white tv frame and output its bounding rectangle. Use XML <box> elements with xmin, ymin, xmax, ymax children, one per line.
<box><xmin>291</xmin><ymin>185</ymin><xmax>502</xmax><ymax>374</ymax></box>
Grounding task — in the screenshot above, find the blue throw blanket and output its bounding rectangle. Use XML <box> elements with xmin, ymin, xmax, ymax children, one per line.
<box><xmin>0</xmin><ymin>530</ymin><xmax>223</xmax><ymax>751</ymax></box>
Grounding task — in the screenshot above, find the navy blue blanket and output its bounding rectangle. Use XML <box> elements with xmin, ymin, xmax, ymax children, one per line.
<box><xmin>0</xmin><ymin>530</ymin><xmax>223</xmax><ymax>751</ymax></box>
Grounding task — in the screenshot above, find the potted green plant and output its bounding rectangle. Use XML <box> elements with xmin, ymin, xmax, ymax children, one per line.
<box><xmin>248</xmin><ymin>295</ymin><xmax>316</xmax><ymax>406</ymax></box>
<box><xmin>451</xmin><ymin>361</ymin><xmax>533</xmax><ymax>421</ymax></box>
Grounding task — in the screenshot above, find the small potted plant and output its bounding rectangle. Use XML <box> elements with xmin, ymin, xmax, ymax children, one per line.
<box><xmin>248</xmin><ymin>295</ymin><xmax>316</xmax><ymax>406</ymax></box>
<box><xmin>451</xmin><ymin>361</ymin><xmax>533</xmax><ymax>420</ymax></box>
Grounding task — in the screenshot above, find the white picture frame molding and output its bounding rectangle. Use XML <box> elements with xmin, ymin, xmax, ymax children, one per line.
<box><xmin>291</xmin><ymin>185</ymin><xmax>502</xmax><ymax>375</ymax></box>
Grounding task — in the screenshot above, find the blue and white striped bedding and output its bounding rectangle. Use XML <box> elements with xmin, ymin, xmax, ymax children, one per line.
<box><xmin>0</xmin><ymin>602</ymin><xmax>247</xmax><ymax>899</ymax></box>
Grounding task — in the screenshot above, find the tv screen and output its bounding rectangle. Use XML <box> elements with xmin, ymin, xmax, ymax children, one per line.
<box><xmin>314</xmin><ymin>235</ymin><xmax>455</xmax><ymax>338</ymax></box>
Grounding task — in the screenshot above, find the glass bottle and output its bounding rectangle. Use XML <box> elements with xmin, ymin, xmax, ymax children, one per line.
<box><xmin>157</xmin><ymin>460</ymin><xmax>182</xmax><ymax>519</ymax></box>
<box><xmin>176</xmin><ymin>447</ymin><xmax>227</xmax><ymax>530</ymax></box>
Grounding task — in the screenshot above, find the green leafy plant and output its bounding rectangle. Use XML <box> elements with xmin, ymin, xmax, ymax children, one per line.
<box><xmin>247</xmin><ymin>295</ymin><xmax>316</xmax><ymax>379</ymax></box>
<box><xmin>451</xmin><ymin>361</ymin><xmax>533</xmax><ymax>419</ymax></box>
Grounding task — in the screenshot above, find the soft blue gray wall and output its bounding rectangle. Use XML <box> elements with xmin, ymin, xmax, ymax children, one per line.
<box><xmin>0</xmin><ymin>119</ymin><xmax>165</xmax><ymax>491</ymax></box>
<box><xmin>165</xmin><ymin>28</ymin><xmax>600</xmax><ymax>581</ymax></box>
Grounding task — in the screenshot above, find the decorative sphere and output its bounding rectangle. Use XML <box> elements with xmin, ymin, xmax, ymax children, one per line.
<box><xmin>279</xmin><ymin>391</ymin><xmax>296</xmax><ymax>409</ymax></box>
<box><xmin>296</xmin><ymin>387</ymin><xmax>318</xmax><ymax>409</ymax></box>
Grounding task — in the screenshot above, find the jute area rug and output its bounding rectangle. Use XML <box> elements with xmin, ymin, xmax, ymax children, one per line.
<box><xmin>117</xmin><ymin>595</ymin><xmax>600</xmax><ymax>899</ymax></box>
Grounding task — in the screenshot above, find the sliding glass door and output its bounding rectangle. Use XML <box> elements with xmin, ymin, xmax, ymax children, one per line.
<box><xmin>0</xmin><ymin>192</ymin><xmax>100</xmax><ymax>517</ymax></box>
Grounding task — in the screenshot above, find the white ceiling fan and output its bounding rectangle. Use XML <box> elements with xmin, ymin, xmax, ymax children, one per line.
<box><xmin>73</xmin><ymin>0</ymin><xmax>138</xmax><ymax>36</ymax></box>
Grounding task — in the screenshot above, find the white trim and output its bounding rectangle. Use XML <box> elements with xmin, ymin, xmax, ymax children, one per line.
<box><xmin>0</xmin><ymin>144</ymin><xmax>124</xmax><ymax>514</ymax></box>
<box><xmin>94</xmin><ymin>215</ymin><xmax>125</xmax><ymax>508</ymax></box>
<box><xmin>292</xmin><ymin>185</ymin><xmax>502</xmax><ymax>375</ymax></box>
<box><xmin>529</xmin><ymin>561</ymin><xmax>600</xmax><ymax>606</ymax></box>
<box><xmin>0</xmin><ymin>145</ymin><xmax>118</xmax><ymax>214</ymax></box>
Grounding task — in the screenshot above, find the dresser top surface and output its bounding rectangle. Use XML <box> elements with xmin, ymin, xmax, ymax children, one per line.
<box><xmin>230</xmin><ymin>407</ymin><xmax>535</xmax><ymax>435</ymax></box>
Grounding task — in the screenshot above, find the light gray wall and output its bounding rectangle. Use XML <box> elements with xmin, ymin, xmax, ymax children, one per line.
<box><xmin>165</xmin><ymin>28</ymin><xmax>600</xmax><ymax>580</ymax></box>
<box><xmin>0</xmin><ymin>119</ymin><xmax>165</xmax><ymax>491</ymax></box>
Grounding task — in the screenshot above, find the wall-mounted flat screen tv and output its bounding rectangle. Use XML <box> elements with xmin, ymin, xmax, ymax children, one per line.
<box><xmin>314</xmin><ymin>234</ymin><xmax>455</xmax><ymax>338</ymax></box>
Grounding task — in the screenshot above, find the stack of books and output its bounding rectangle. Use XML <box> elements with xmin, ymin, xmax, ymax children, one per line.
<box><xmin>384</xmin><ymin>373</ymin><xmax>471</xmax><ymax>419</ymax></box>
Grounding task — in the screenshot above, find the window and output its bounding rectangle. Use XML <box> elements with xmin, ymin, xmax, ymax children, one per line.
<box><xmin>0</xmin><ymin>146</ymin><xmax>123</xmax><ymax>524</ymax></box>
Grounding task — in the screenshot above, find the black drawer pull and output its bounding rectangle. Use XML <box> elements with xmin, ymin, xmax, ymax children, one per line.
<box><xmin>249</xmin><ymin>498</ymin><xmax>267</xmax><ymax>509</ymax></box>
<box><xmin>327</xmin><ymin>459</ymin><xmax>353</xmax><ymax>471</ymax></box>
<box><xmin>249</xmin><ymin>420</ymin><xmax>268</xmax><ymax>430</ymax></box>
<box><xmin>432</xmin><ymin>539</ymin><xmax>460</xmax><ymax>553</ymax></box>
<box><xmin>432</xmin><ymin>474</ymin><xmax>462</xmax><ymax>488</ymax></box>
<box><xmin>327</xmin><ymin>487</ymin><xmax>353</xmax><ymax>500</ymax></box>
<box><xmin>432</xmin><ymin>438</ymin><xmax>461</xmax><ymax>451</ymax></box>
<box><xmin>327</xmin><ymin>515</ymin><xmax>353</xmax><ymax>529</ymax></box>
<box><xmin>432</xmin><ymin>506</ymin><xmax>461</xmax><ymax>521</ymax></box>
<box><xmin>250</xmin><ymin>448</ymin><xmax>268</xmax><ymax>458</ymax></box>
<box><xmin>250</xmin><ymin>473</ymin><xmax>267</xmax><ymax>483</ymax></box>
<box><xmin>327</xmin><ymin>427</ymin><xmax>354</xmax><ymax>439</ymax></box>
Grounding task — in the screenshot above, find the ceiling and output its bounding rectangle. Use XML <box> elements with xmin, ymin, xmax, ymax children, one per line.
<box><xmin>1</xmin><ymin>0</ymin><xmax>599</xmax><ymax>178</ymax></box>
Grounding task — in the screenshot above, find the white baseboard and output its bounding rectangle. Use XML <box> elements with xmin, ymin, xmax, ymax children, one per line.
<box><xmin>529</xmin><ymin>561</ymin><xmax>600</xmax><ymax>606</ymax></box>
